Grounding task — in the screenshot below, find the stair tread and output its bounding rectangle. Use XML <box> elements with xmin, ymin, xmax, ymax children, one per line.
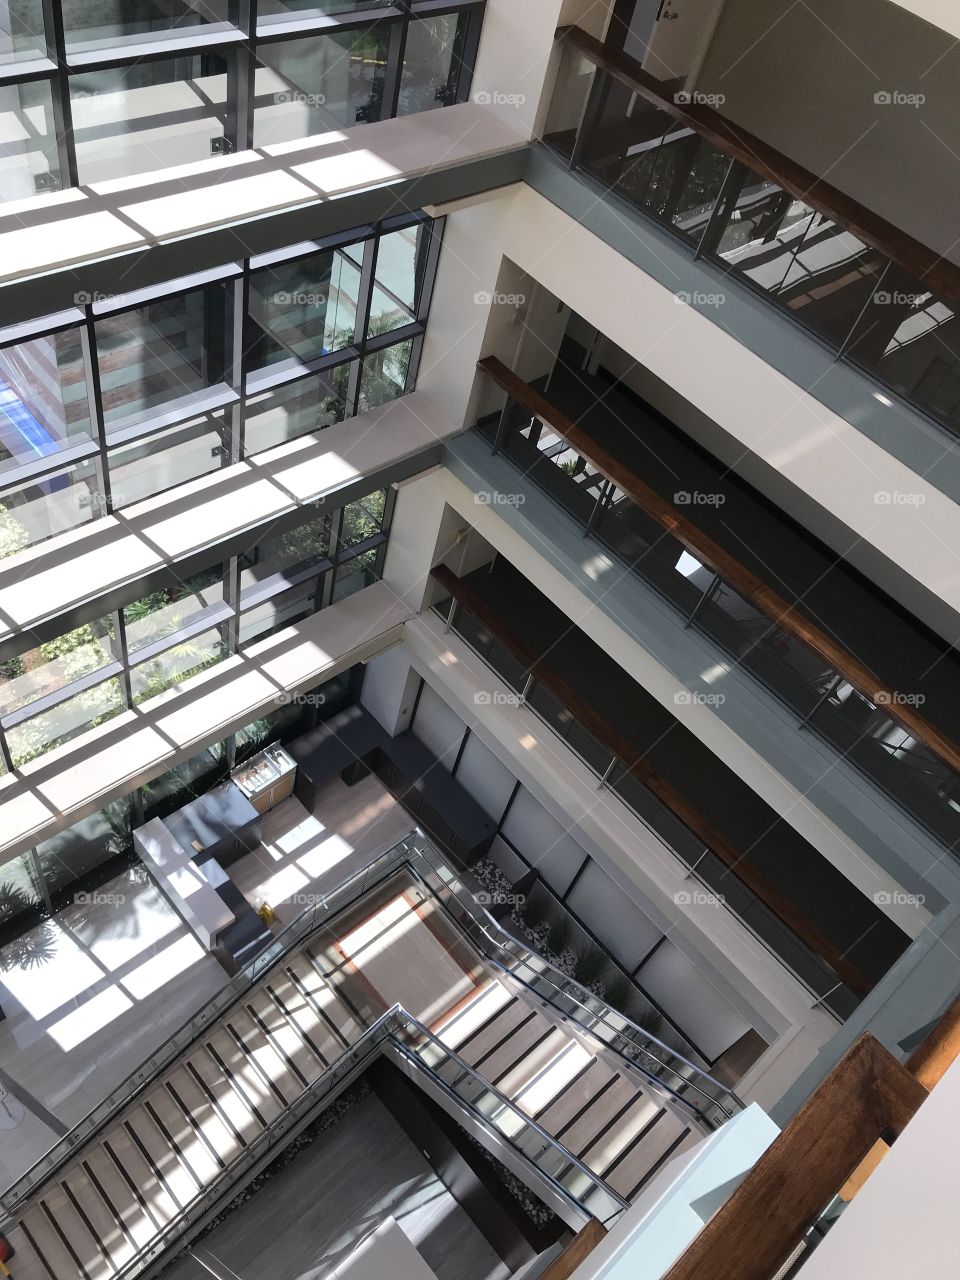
<box><xmin>266</xmin><ymin>973</ymin><xmax>343</xmax><ymax>1067</ymax></box>
<box><xmin>2</xmin><ymin>1221</ymin><xmax>48</xmax><ymax>1280</ymax></box>
<box><xmin>61</xmin><ymin>1166</ymin><xmax>136</xmax><ymax>1271</ymax></box>
<box><xmin>123</xmin><ymin>1108</ymin><xmax>199</xmax><ymax>1210</ymax></box>
<box><xmin>581</xmin><ymin>1091</ymin><xmax>662</xmax><ymax>1174</ymax></box>
<box><xmin>434</xmin><ymin>981</ymin><xmax>513</xmax><ymax>1049</ymax></box>
<box><xmin>35</xmin><ymin>1182</ymin><xmax>111</xmax><ymax>1279</ymax></box>
<box><xmin>513</xmin><ymin>1041</ymin><xmax>595</xmax><ymax>1118</ymax></box>
<box><xmin>100</xmin><ymin>1127</ymin><xmax>180</xmax><ymax>1229</ymax></box>
<box><xmin>557</xmin><ymin>1073</ymin><xmax>641</xmax><ymax>1157</ymax></box>
<box><xmin>164</xmin><ymin>1066</ymin><xmax>243</xmax><ymax>1166</ymax></box>
<box><xmin>495</xmin><ymin>1027</ymin><xmax>570</xmax><ymax>1098</ymax></box>
<box><xmin>473</xmin><ymin>1012</ymin><xmax>558</xmax><ymax>1082</ymax></box>
<box><xmin>606</xmin><ymin>1116</ymin><xmax>691</xmax><ymax>1199</ymax></box>
<box><xmin>19</xmin><ymin>1202</ymin><xmax>87</xmax><ymax>1280</ymax></box>
<box><xmin>287</xmin><ymin>951</ymin><xmax>362</xmax><ymax>1045</ymax></box>
<box><xmin>80</xmin><ymin>1147</ymin><xmax>157</xmax><ymax>1250</ymax></box>
<box><xmin>244</xmin><ymin>988</ymin><xmax>327</xmax><ymax>1086</ymax></box>
<box><xmin>184</xmin><ymin>1047</ymin><xmax>266</xmax><ymax>1145</ymax></box>
<box><xmin>224</xmin><ymin>1008</ymin><xmax>302</xmax><ymax>1104</ymax></box>
<box><xmin>456</xmin><ymin>1000</ymin><xmax>536</xmax><ymax>1067</ymax></box>
<box><xmin>535</xmin><ymin>1059</ymin><xmax>619</xmax><ymax>1133</ymax></box>
<box><xmin>142</xmin><ymin>1084</ymin><xmax>221</xmax><ymax>1189</ymax></box>
<box><xmin>202</xmin><ymin>1028</ymin><xmax>285</xmax><ymax>1125</ymax></box>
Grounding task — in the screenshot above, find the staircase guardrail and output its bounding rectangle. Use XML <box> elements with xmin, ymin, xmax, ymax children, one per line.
<box><xmin>2</xmin><ymin>829</ymin><xmax>734</xmax><ymax>1218</ymax></box>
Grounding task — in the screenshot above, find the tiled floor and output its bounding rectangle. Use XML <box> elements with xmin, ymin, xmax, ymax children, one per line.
<box><xmin>0</xmin><ymin>774</ymin><xmax>413</xmax><ymax>1193</ymax></box>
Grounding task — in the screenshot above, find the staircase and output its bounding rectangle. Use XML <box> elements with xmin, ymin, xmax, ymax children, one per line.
<box><xmin>2</xmin><ymin>838</ymin><xmax>721</xmax><ymax>1280</ymax></box>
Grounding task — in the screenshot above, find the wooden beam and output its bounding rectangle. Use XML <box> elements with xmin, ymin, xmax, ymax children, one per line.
<box><xmin>661</xmin><ymin>1034</ymin><xmax>928</xmax><ymax>1280</ymax></box>
<box><xmin>478</xmin><ymin>354</ymin><xmax>960</xmax><ymax>784</ymax></box>
<box><xmin>556</xmin><ymin>25</ymin><xmax>960</xmax><ymax>301</ymax></box>
<box><xmin>432</xmin><ymin>561</ymin><xmax>872</xmax><ymax>998</ymax></box>
<box><xmin>539</xmin><ymin>1220</ymin><xmax>606</xmax><ymax>1280</ymax></box>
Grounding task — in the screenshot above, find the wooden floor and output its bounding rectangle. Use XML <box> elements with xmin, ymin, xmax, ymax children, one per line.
<box><xmin>157</xmin><ymin>1092</ymin><xmax>511</xmax><ymax>1280</ymax></box>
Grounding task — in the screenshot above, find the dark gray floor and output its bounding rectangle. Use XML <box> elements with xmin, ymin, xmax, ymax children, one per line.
<box><xmin>160</xmin><ymin>1092</ymin><xmax>511</xmax><ymax>1280</ymax></box>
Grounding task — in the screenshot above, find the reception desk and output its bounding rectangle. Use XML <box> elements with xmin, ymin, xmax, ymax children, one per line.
<box><xmin>134</xmin><ymin>781</ymin><xmax>272</xmax><ymax>966</ymax></box>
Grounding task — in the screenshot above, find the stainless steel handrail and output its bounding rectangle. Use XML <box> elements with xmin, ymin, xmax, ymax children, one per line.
<box><xmin>92</xmin><ymin>1003</ymin><xmax>626</xmax><ymax>1279</ymax></box>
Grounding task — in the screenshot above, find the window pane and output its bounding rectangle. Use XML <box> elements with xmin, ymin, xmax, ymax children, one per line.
<box><xmin>0</xmin><ymin>616</ymin><xmax>117</xmax><ymax>716</ymax></box>
<box><xmin>7</xmin><ymin>676</ymin><xmax>124</xmax><ymax>765</ymax></box>
<box><xmin>247</xmin><ymin>246</ymin><xmax>362</xmax><ymax>369</ymax></box>
<box><xmin>109</xmin><ymin>412</ymin><xmax>229</xmax><ymax>507</ymax></box>
<box><xmin>97</xmin><ymin>285</ymin><xmax>228</xmax><ymax>430</ymax></box>
<box><xmin>0</xmin><ymin>852</ymin><xmax>43</xmax><ymax>936</ymax></box>
<box><xmin>358</xmin><ymin>338</ymin><xmax>412</xmax><ymax>412</ymax></box>
<box><xmin>240</xmin><ymin>512</ymin><xmax>333</xmax><ymax>590</ymax></box>
<box><xmin>368</xmin><ymin>226</ymin><xmax>426</xmax><ymax>336</ymax></box>
<box><xmin>253</xmin><ymin>30</ymin><xmax>390</xmax><ymax>147</ymax></box>
<box><xmin>61</xmin><ymin>0</ymin><xmax>231</xmax><ymax>54</ymax></box>
<box><xmin>258</xmin><ymin>0</ymin><xmax>385</xmax><ymax>18</ymax></box>
<box><xmin>243</xmin><ymin>369</ymin><xmax>349</xmax><ymax>456</ymax></box>
<box><xmin>398</xmin><ymin>12</ymin><xmax>469</xmax><ymax>115</ymax></box>
<box><xmin>239</xmin><ymin>577</ymin><xmax>321</xmax><ymax>646</ymax></box>
<box><xmin>70</xmin><ymin>55</ymin><xmax>230</xmax><ymax>185</ymax></box>
<box><xmin>33</xmin><ymin>797</ymin><xmax>132</xmax><ymax>898</ymax></box>
<box><xmin>141</xmin><ymin>743</ymin><xmax>226</xmax><ymax>822</ymax></box>
<box><xmin>0</xmin><ymin>79</ymin><xmax>62</xmax><ymax>203</ymax></box>
<box><xmin>331</xmin><ymin>546</ymin><xmax>378</xmax><ymax>602</ymax></box>
<box><xmin>0</xmin><ymin>1</ymin><xmax>45</xmax><ymax>66</ymax></box>
<box><xmin>130</xmin><ymin>625</ymin><xmax>225</xmax><ymax>703</ymax></box>
<box><xmin>123</xmin><ymin>564</ymin><xmax>227</xmax><ymax>655</ymax></box>
<box><xmin>0</xmin><ymin>458</ymin><xmax>101</xmax><ymax>559</ymax></box>
<box><xmin>339</xmin><ymin>489</ymin><xmax>385</xmax><ymax>550</ymax></box>
<box><xmin>0</xmin><ymin>327</ymin><xmax>91</xmax><ymax>474</ymax></box>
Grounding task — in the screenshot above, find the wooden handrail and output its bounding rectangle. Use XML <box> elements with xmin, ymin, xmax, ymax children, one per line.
<box><xmin>661</xmin><ymin>1033</ymin><xmax>928</xmax><ymax>1280</ymax></box>
<box><xmin>663</xmin><ymin>993</ymin><xmax>960</xmax><ymax>1279</ymax></box>
<box><xmin>539</xmin><ymin>1219</ymin><xmax>606</xmax><ymax>1280</ymax></box>
<box><xmin>478</xmin><ymin>354</ymin><xmax>960</xmax><ymax>785</ymax></box>
<box><xmin>556</xmin><ymin>25</ymin><xmax>960</xmax><ymax>302</ymax></box>
<box><xmin>432</xmin><ymin>562</ymin><xmax>872</xmax><ymax>998</ymax></box>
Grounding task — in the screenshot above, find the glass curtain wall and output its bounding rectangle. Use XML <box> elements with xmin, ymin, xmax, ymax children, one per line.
<box><xmin>0</xmin><ymin>485</ymin><xmax>392</xmax><ymax>771</ymax></box>
<box><xmin>0</xmin><ymin>212</ymin><xmax>439</xmax><ymax>554</ymax></box>
<box><xmin>0</xmin><ymin>665</ymin><xmax>363</xmax><ymax>946</ymax></box>
<box><xmin>0</xmin><ymin>2</ymin><xmax>484</xmax><ymax>201</ymax></box>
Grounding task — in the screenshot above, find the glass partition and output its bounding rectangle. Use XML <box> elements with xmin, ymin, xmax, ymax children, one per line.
<box><xmin>544</xmin><ymin>35</ymin><xmax>960</xmax><ymax>441</ymax></box>
<box><xmin>483</xmin><ymin>387</ymin><xmax>960</xmax><ymax>855</ymax></box>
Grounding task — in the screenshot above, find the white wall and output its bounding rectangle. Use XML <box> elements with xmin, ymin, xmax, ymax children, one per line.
<box><xmin>696</xmin><ymin>0</ymin><xmax>960</xmax><ymax>267</ymax></box>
